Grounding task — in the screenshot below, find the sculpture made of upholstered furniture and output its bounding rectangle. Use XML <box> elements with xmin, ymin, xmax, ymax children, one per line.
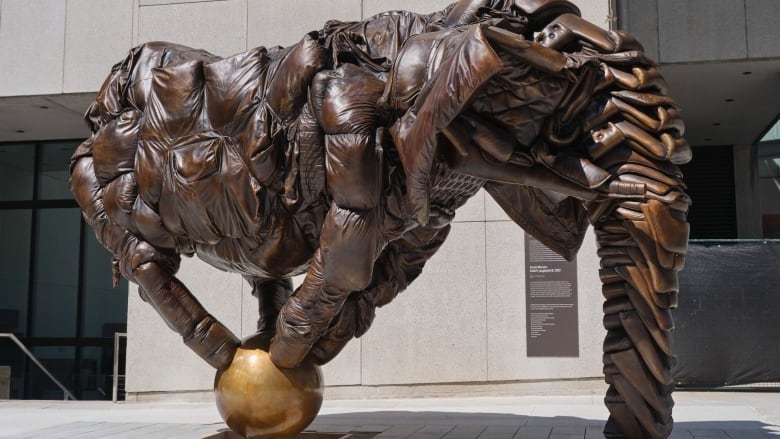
<box><xmin>70</xmin><ymin>1</ymin><xmax>691</xmax><ymax>437</ymax></box>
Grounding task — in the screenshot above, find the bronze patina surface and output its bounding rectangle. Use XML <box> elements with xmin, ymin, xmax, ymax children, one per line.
<box><xmin>214</xmin><ymin>334</ymin><xmax>323</xmax><ymax>439</ymax></box>
<box><xmin>70</xmin><ymin>0</ymin><xmax>691</xmax><ymax>437</ymax></box>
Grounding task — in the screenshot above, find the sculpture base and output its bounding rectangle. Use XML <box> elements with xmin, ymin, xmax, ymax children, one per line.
<box><xmin>202</xmin><ymin>431</ymin><xmax>351</xmax><ymax>439</ymax></box>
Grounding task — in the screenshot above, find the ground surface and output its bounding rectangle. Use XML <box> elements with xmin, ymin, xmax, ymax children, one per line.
<box><xmin>0</xmin><ymin>392</ymin><xmax>778</xmax><ymax>438</ymax></box>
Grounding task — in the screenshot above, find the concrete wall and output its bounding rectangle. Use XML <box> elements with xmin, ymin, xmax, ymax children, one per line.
<box><xmin>0</xmin><ymin>0</ymin><xmax>615</xmax><ymax>98</ymax></box>
<box><xmin>0</xmin><ymin>0</ymin><xmax>132</xmax><ymax>96</ymax></box>
<box><xmin>619</xmin><ymin>0</ymin><xmax>780</xmax><ymax>64</ymax></box>
<box><xmin>733</xmin><ymin>144</ymin><xmax>763</xmax><ymax>238</ymax></box>
<box><xmin>0</xmin><ymin>0</ymin><xmax>450</xmax><ymax>98</ymax></box>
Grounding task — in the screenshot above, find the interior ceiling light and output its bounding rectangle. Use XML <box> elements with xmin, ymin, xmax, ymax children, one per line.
<box><xmin>15</xmin><ymin>130</ymin><xmax>24</xmax><ymax>133</ymax></box>
<box><xmin>743</xmin><ymin>71</ymin><xmax>753</xmax><ymax>75</ymax></box>
<box><xmin>725</xmin><ymin>98</ymin><xmax>734</xmax><ymax>102</ymax></box>
<box><xmin>713</xmin><ymin>123</ymin><xmax>721</xmax><ymax>126</ymax></box>
<box><xmin>39</xmin><ymin>105</ymin><xmax>49</xmax><ymax>109</ymax></box>
<box><xmin>704</xmin><ymin>137</ymin><xmax>713</xmax><ymax>141</ymax></box>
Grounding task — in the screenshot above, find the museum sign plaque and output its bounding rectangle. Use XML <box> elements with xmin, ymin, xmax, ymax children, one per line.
<box><xmin>525</xmin><ymin>232</ymin><xmax>579</xmax><ymax>357</ymax></box>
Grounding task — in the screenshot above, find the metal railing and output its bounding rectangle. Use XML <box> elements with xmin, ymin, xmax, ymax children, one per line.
<box><xmin>0</xmin><ymin>333</ymin><xmax>77</xmax><ymax>401</ymax></box>
<box><xmin>112</xmin><ymin>332</ymin><xmax>127</xmax><ymax>403</ymax></box>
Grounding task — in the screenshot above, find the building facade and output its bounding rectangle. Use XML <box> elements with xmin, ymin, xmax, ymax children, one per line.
<box><xmin>0</xmin><ymin>0</ymin><xmax>777</xmax><ymax>401</ymax></box>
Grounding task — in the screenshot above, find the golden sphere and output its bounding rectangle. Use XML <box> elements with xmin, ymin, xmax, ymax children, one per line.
<box><xmin>214</xmin><ymin>333</ymin><xmax>324</xmax><ymax>439</ymax></box>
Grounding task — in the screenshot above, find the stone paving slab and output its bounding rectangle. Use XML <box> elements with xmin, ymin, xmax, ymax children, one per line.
<box><xmin>0</xmin><ymin>392</ymin><xmax>778</xmax><ymax>438</ymax></box>
<box><xmin>3</xmin><ymin>421</ymin><xmax>780</xmax><ymax>438</ymax></box>
<box><xmin>1</xmin><ymin>422</ymin><xmax>222</xmax><ymax>439</ymax></box>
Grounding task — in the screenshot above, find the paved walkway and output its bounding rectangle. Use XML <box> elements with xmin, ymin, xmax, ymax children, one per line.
<box><xmin>0</xmin><ymin>392</ymin><xmax>778</xmax><ymax>438</ymax></box>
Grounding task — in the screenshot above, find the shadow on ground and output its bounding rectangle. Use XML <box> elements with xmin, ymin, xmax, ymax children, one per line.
<box><xmin>308</xmin><ymin>411</ymin><xmax>780</xmax><ymax>438</ymax></box>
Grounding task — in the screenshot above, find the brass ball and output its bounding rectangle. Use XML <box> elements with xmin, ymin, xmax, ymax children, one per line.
<box><xmin>214</xmin><ymin>333</ymin><xmax>323</xmax><ymax>438</ymax></box>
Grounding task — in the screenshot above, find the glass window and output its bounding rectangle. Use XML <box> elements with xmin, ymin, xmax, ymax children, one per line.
<box><xmin>759</xmin><ymin>156</ymin><xmax>780</xmax><ymax>178</ymax></box>
<box><xmin>0</xmin><ymin>210</ymin><xmax>32</xmax><ymax>336</ymax></box>
<box><xmin>29</xmin><ymin>346</ymin><xmax>76</xmax><ymax>400</ymax></box>
<box><xmin>82</xmin><ymin>231</ymin><xmax>128</xmax><ymax>338</ymax></box>
<box><xmin>0</xmin><ymin>342</ymin><xmax>25</xmax><ymax>399</ymax></box>
<box><xmin>32</xmin><ymin>208</ymin><xmax>81</xmax><ymax>338</ymax></box>
<box><xmin>0</xmin><ymin>139</ymin><xmax>129</xmax><ymax>400</ymax></box>
<box><xmin>760</xmin><ymin>119</ymin><xmax>780</xmax><ymax>143</ymax></box>
<box><xmin>38</xmin><ymin>141</ymin><xmax>80</xmax><ymax>200</ymax></box>
<box><xmin>78</xmin><ymin>346</ymin><xmax>115</xmax><ymax>400</ymax></box>
<box><xmin>0</xmin><ymin>144</ymin><xmax>35</xmax><ymax>201</ymax></box>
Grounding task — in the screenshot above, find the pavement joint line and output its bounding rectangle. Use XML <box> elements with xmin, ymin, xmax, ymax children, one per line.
<box><xmin>0</xmin><ymin>392</ymin><xmax>778</xmax><ymax>438</ymax></box>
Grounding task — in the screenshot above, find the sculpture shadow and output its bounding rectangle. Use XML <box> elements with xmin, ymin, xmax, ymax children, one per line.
<box><xmin>308</xmin><ymin>411</ymin><xmax>779</xmax><ymax>437</ymax></box>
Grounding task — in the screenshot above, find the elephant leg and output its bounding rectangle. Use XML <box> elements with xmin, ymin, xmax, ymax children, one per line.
<box><xmin>309</xmin><ymin>224</ymin><xmax>451</xmax><ymax>365</ymax></box>
<box><xmin>71</xmin><ymin>154</ymin><xmax>240</xmax><ymax>370</ymax></box>
<box><xmin>270</xmin><ymin>204</ymin><xmax>386</xmax><ymax>368</ymax></box>
<box><xmin>132</xmin><ymin>252</ymin><xmax>241</xmax><ymax>370</ymax></box>
<box><xmin>269</xmin><ymin>62</ymin><xmax>389</xmax><ymax>368</ymax></box>
<box><xmin>590</xmin><ymin>172</ymin><xmax>690</xmax><ymax>438</ymax></box>
<box><xmin>245</xmin><ymin>277</ymin><xmax>293</xmax><ymax>333</ymax></box>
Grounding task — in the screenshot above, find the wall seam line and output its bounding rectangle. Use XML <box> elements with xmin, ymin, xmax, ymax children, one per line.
<box><xmin>359</xmin><ymin>333</ymin><xmax>363</xmax><ymax>386</ymax></box>
<box><xmin>483</xmin><ymin>194</ymin><xmax>489</xmax><ymax>381</ymax></box>
<box><xmin>245</xmin><ymin>0</ymin><xmax>249</xmax><ymax>51</ymax></box>
<box><xmin>0</xmin><ymin>0</ymin><xmax>3</xmax><ymax>65</ymax></box>
<box><xmin>743</xmin><ymin>0</ymin><xmax>749</xmax><ymax>59</ymax></box>
<box><xmin>133</xmin><ymin>0</ymin><xmax>140</xmax><ymax>47</ymax></box>
<box><xmin>0</xmin><ymin>0</ymin><xmax>4</xmax><ymax>94</ymax></box>
<box><xmin>655</xmin><ymin>0</ymin><xmax>661</xmax><ymax>63</ymax></box>
<box><xmin>61</xmin><ymin>0</ymin><xmax>69</xmax><ymax>93</ymax></box>
<box><xmin>140</xmin><ymin>0</ymin><xmax>231</xmax><ymax>7</ymax></box>
<box><xmin>239</xmin><ymin>274</ymin><xmax>243</xmax><ymax>338</ymax></box>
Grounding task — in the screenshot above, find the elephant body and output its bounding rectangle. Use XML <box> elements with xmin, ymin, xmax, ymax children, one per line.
<box><xmin>70</xmin><ymin>1</ymin><xmax>691</xmax><ymax>437</ymax></box>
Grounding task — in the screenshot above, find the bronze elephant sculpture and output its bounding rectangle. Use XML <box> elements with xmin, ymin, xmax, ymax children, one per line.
<box><xmin>70</xmin><ymin>0</ymin><xmax>691</xmax><ymax>437</ymax></box>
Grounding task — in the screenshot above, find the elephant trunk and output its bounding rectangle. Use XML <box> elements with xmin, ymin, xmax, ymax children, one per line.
<box><xmin>589</xmin><ymin>165</ymin><xmax>690</xmax><ymax>438</ymax></box>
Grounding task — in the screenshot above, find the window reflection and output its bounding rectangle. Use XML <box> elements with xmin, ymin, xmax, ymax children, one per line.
<box><xmin>39</xmin><ymin>141</ymin><xmax>79</xmax><ymax>200</ymax></box>
<box><xmin>759</xmin><ymin>157</ymin><xmax>780</xmax><ymax>178</ymax></box>
<box><xmin>0</xmin><ymin>210</ymin><xmax>31</xmax><ymax>336</ymax></box>
<box><xmin>33</xmin><ymin>208</ymin><xmax>81</xmax><ymax>338</ymax></box>
<box><xmin>82</xmin><ymin>231</ymin><xmax>128</xmax><ymax>338</ymax></box>
<box><xmin>0</xmin><ymin>144</ymin><xmax>34</xmax><ymax>201</ymax></box>
<box><xmin>29</xmin><ymin>346</ymin><xmax>76</xmax><ymax>400</ymax></box>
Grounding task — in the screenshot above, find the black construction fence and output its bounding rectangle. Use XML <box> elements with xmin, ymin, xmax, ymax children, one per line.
<box><xmin>673</xmin><ymin>240</ymin><xmax>780</xmax><ymax>389</ymax></box>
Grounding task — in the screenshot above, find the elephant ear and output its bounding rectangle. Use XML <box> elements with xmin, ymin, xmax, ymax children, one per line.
<box><xmin>389</xmin><ymin>24</ymin><xmax>504</xmax><ymax>225</ymax></box>
<box><xmin>484</xmin><ymin>182</ymin><xmax>589</xmax><ymax>260</ymax></box>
